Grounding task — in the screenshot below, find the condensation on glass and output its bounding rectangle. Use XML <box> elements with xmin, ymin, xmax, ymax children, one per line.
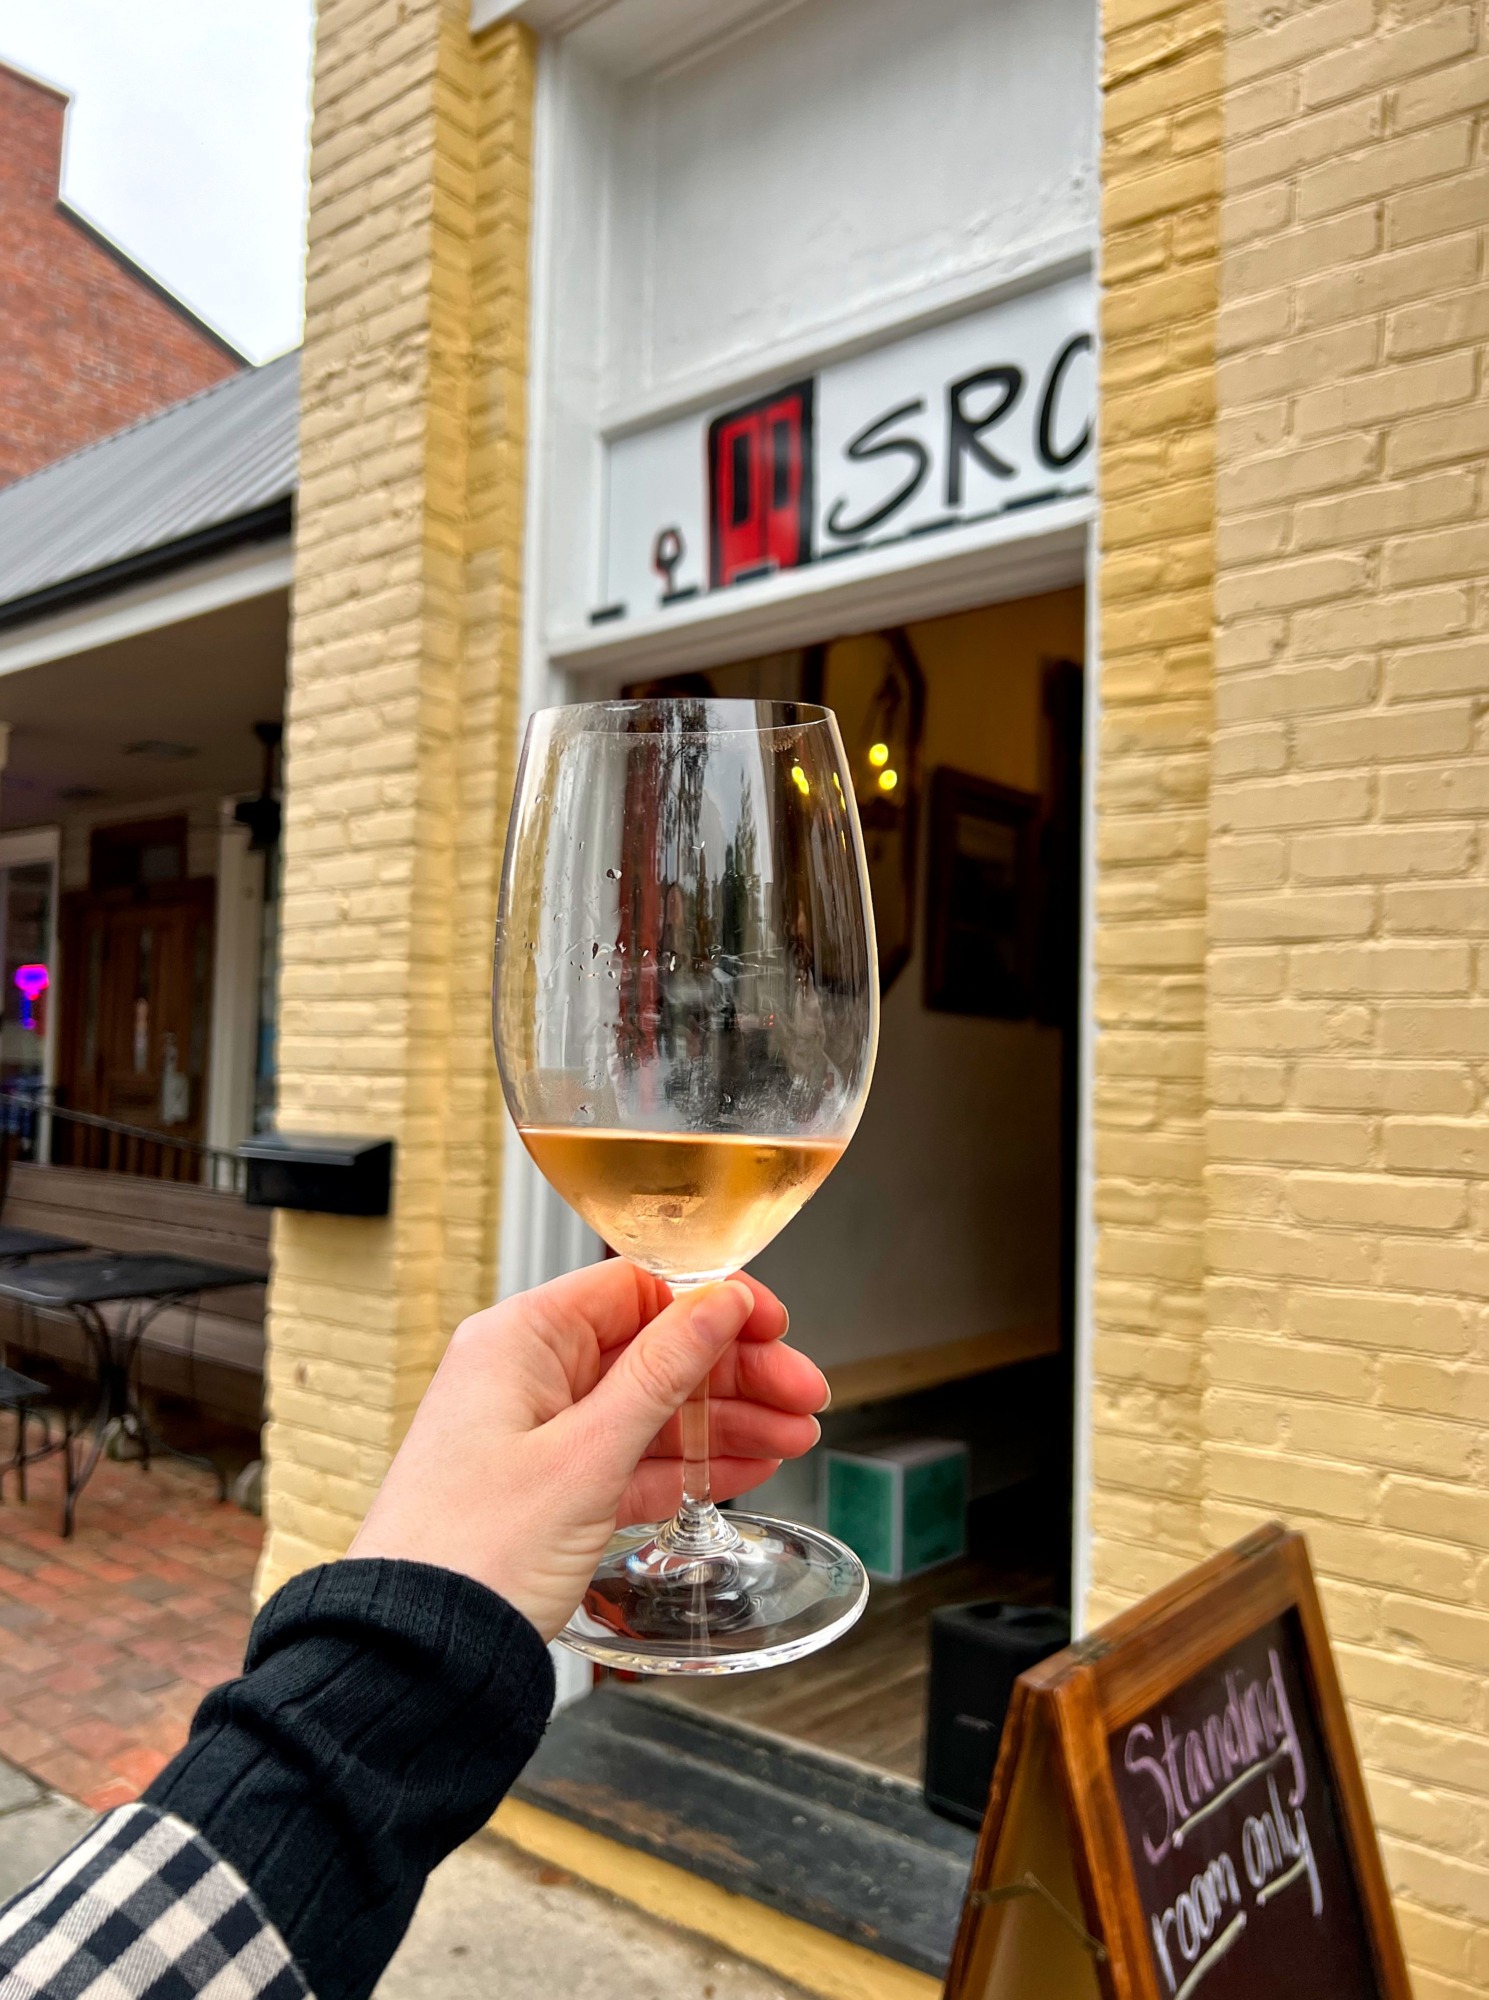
<box><xmin>493</xmin><ymin>700</ymin><xmax>880</xmax><ymax>1675</ymax></box>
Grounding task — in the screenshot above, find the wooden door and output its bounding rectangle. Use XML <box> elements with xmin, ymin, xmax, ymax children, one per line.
<box><xmin>58</xmin><ymin>881</ymin><xmax>215</xmax><ymax>1178</ymax></box>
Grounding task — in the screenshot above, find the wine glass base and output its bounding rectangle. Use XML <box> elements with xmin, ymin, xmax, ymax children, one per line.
<box><xmin>557</xmin><ymin>1513</ymin><xmax>869</xmax><ymax>1675</ymax></box>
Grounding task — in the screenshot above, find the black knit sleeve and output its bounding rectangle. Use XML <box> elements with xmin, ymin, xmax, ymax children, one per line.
<box><xmin>144</xmin><ymin>1558</ymin><xmax>555</xmax><ymax>2000</ymax></box>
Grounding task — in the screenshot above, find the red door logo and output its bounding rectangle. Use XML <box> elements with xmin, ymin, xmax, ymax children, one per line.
<box><xmin>707</xmin><ymin>381</ymin><xmax>814</xmax><ymax>588</ymax></box>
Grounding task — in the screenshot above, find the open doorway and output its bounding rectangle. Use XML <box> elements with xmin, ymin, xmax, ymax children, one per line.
<box><xmin>51</xmin><ymin>815</ymin><xmax>216</xmax><ymax>1176</ymax></box>
<box><xmin>611</xmin><ymin>584</ymin><xmax>1085</xmax><ymax>1779</ymax></box>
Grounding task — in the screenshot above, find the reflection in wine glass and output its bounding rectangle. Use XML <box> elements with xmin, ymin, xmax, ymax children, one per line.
<box><xmin>493</xmin><ymin>698</ymin><xmax>879</xmax><ymax>1673</ymax></box>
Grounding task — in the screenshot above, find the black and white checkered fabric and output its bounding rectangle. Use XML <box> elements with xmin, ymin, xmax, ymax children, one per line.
<box><xmin>0</xmin><ymin>1803</ymin><xmax>310</xmax><ymax>1999</ymax></box>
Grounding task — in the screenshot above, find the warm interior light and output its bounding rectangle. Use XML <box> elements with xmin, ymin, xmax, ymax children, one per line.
<box><xmin>878</xmin><ymin>767</ymin><xmax>899</xmax><ymax>793</ymax></box>
<box><xmin>868</xmin><ymin>741</ymin><xmax>890</xmax><ymax>768</ymax></box>
<box><xmin>791</xmin><ymin>763</ymin><xmax>811</xmax><ymax>795</ymax></box>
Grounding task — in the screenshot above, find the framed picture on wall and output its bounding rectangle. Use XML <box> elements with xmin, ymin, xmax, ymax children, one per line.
<box><xmin>924</xmin><ymin>768</ymin><xmax>1038</xmax><ymax>1019</ymax></box>
<box><xmin>809</xmin><ymin>628</ymin><xmax>925</xmax><ymax>998</ymax></box>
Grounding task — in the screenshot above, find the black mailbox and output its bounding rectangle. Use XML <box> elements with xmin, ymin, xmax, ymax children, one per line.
<box><xmin>239</xmin><ymin>1133</ymin><xmax>394</xmax><ymax>1217</ymax></box>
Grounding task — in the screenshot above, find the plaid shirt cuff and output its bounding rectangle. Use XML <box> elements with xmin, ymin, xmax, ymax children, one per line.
<box><xmin>0</xmin><ymin>1801</ymin><xmax>311</xmax><ymax>1999</ymax></box>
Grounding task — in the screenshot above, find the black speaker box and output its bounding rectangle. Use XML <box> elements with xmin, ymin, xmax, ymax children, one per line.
<box><xmin>923</xmin><ymin>1601</ymin><xmax>1070</xmax><ymax>1829</ymax></box>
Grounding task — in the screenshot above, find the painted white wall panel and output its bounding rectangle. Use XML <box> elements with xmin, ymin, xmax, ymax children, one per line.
<box><xmin>534</xmin><ymin>0</ymin><xmax>1097</xmax><ymax>647</ymax></box>
<box><xmin>602</xmin><ymin>0</ymin><xmax>1095</xmax><ymax>406</ymax></box>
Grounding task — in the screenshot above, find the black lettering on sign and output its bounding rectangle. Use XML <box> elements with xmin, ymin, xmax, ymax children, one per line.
<box><xmin>1036</xmin><ymin>332</ymin><xmax>1094</xmax><ymax>471</ymax></box>
<box><xmin>1111</xmin><ymin>1613</ymin><xmax>1382</xmax><ymax>2000</ymax></box>
<box><xmin>945</xmin><ymin>364</ymin><xmax>1023</xmax><ymax>505</ymax></box>
<box><xmin>825</xmin><ymin>399</ymin><xmax>929</xmax><ymax>540</ymax></box>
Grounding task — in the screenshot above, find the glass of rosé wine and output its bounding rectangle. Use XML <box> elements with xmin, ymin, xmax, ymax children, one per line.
<box><xmin>492</xmin><ymin>698</ymin><xmax>878</xmax><ymax>1673</ymax></box>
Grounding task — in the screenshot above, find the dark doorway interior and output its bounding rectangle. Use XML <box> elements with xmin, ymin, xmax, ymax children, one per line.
<box><xmin>57</xmin><ymin>869</ymin><xmax>215</xmax><ymax>1176</ymax></box>
<box><xmin>613</xmin><ymin>587</ymin><xmax>1087</xmax><ymax>1780</ymax></box>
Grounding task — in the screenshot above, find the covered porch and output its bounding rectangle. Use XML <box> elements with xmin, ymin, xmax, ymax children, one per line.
<box><xmin>0</xmin><ymin>357</ymin><xmax>295</xmax><ymax>1445</ymax></box>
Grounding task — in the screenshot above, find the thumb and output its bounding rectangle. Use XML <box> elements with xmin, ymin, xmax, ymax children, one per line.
<box><xmin>573</xmin><ymin>1280</ymin><xmax>754</xmax><ymax>1472</ymax></box>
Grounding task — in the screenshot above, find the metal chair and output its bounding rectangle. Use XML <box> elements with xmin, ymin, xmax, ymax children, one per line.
<box><xmin>0</xmin><ymin>1364</ymin><xmax>64</xmax><ymax>1502</ymax></box>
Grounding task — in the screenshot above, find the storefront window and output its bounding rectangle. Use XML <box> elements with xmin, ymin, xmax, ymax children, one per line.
<box><xmin>0</xmin><ymin>843</ymin><xmax>59</xmax><ymax>1151</ymax></box>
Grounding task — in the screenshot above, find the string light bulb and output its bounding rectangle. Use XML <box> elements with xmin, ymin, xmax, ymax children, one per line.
<box><xmin>878</xmin><ymin>768</ymin><xmax>899</xmax><ymax>793</ymax></box>
<box><xmin>868</xmin><ymin>742</ymin><xmax>890</xmax><ymax>768</ymax></box>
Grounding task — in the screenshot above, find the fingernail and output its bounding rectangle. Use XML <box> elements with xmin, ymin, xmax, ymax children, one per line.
<box><xmin>691</xmin><ymin>1281</ymin><xmax>753</xmax><ymax>1343</ymax></box>
<box><xmin>818</xmin><ymin>1383</ymin><xmax>833</xmax><ymax>1413</ymax></box>
<box><xmin>809</xmin><ymin>1417</ymin><xmax>822</xmax><ymax>1446</ymax></box>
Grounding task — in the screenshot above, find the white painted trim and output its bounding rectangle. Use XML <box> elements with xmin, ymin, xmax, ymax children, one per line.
<box><xmin>551</xmin><ymin>498</ymin><xmax>1093</xmax><ymax>680</ymax></box>
<box><xmin>518</xmin><ymin>43</ymin><xmax>566</xmax><ymax>726</ymax></box>
<box><xmin>473</xmin><ymin>0</ymin><xmax>602</xmax><ymax>29</ymax></box>
<box><xmin>471</xmin><ymin>0</ymin><xmax>810</xmax><ymax>70</ymax></box>
<box><xmin>549</xmin><ymin>1642</ymin><xmax>594</xmax><ymax>1708</ymax></box>
<box><xmin>497</xmin><ymin>39</ymin><xmax>607</xmax><ymax>1311</ymax></box>
<box><xmin>597</xmin><ymin>241</ymin><xmax>1094</xmax><ymax>441</ymax></box>
<box><xmin>205</xmin><ymin>807</ymin><xmax>265</xmax><ymax>1155</ymax></box>
<box><xmin>1069</xmin><ymin>0</ymin><xmax>1102</xmax><ymax>1635</ymax></box>
<box><xmin>498</xmin><ymin>1106</ymin><xmax>601</xmax><ymax>1301</ymax></box>
<box><xmin>0</xmin><ymin>541</ymin><xmax>293</xmax><ymax>680</ymax></box>
<box><xmin>489</xmin><ymin>48</ymin><xmax>602</xmax><ymax>1694</ymax></box>
<box><xmin>1070</xmin><ymin>527</ymin><xmax>1099</xmax><ymax>1638</ymax></box>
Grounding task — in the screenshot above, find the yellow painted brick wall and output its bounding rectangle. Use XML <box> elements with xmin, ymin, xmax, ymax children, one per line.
<box><xmin>1211</xmin><ymin>4</ymin><xmax>1489</xmax><ymax>1989</ymax></box>
<box><xmin>1089</xmin><ymin>0</ymin><xmax>1222</xmax><ymax>1619</ymax></box>
<box><xmin>260</xmin><ymin>1</ymin><xmax>534</xmax><ymax>1595</ymax></box>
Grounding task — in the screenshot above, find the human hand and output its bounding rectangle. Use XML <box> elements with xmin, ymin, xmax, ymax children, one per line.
<box><xmin>348</xmin><ymin>1260</ymin><xmax>828</xmax><ymax>1640</ymax></box>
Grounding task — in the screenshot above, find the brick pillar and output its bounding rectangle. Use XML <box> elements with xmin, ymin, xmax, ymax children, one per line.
<box><xmin>260</xmin><ymin>2</ymin><xmax>535</xmax><ymax>1594</ymax></box>
<box><xmin>1209</xmin><ymin>5</ymin><xmax>1489</xmax><ymax>1985</ymax></box>
<box><xmin>1087</xmin><ymin>0</ymin><xmax>1221</xmax><ymax>1619</ymax></box>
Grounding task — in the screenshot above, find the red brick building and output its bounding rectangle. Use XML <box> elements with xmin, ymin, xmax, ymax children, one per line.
<box><xmin>0</xmin><ymin>59</ymin><xmax>244</xmax><ymax>488</ymax></box>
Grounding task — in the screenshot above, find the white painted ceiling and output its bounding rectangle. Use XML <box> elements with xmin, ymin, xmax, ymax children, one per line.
<box><xmin>0</xmin><ymin>591</ymin><xmax>287</xmax><ymax>830</ymax></box>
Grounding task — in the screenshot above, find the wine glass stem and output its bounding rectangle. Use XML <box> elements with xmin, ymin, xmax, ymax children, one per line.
<box><xmin>681</xmin><ymin>1378</ymin><xmax>711</xmax><ymax>1512</ymax></box>
<box><xmin>657</xmin><ymin>1290</ymin><xmax>740</xmax><ymax>1559</ymax></box>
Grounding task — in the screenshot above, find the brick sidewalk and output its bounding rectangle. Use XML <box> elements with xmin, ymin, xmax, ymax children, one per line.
<box><xmin>0</xmin><ymin>1439</ymin><xmax>258</xmax><ymax>1812</ymax></box>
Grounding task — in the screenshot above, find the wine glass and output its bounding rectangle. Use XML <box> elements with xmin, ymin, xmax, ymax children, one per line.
<box><xmin>493</xmin><ymin>698</ymin><xmax>879</xmax><ymax>1673</ymax></box>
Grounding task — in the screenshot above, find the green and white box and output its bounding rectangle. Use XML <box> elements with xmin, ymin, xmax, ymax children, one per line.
<box><xmin>823</xmin><ymin>1439</ymin><xmax>969</xmax><ymax>1582</ymax></box>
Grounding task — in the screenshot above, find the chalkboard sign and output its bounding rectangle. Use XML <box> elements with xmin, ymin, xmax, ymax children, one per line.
<box><xmin>944</xmin><ymin>1526</ymin><xmax>1410</xmax><ymax>2000</ymax></box>
<box><xmin>1112</xmin><ymin>1609</ymin><xmax>1380</xmax><ymax>2000</ymax></box>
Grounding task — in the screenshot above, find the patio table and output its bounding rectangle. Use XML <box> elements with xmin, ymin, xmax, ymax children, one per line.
<box><xmin>0</xmin><ymin>1227</ymin><xmax>86</xmax><ymax>1264</ymax></box>
<box><xmin>0</xmin><ymin>1253</ymin><xmax>265</xmax><ymax>1536</ymax></box>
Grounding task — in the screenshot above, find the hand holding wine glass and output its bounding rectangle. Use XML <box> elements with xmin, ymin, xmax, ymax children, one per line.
<box><xmin>351</xmin><ymin>1261</ymin><xmax>826</xmax><ymax>1642</ymax></box>
<box><xmin>493</xmin><ymin>699</ymin><xmax>878</xmax><ymax>1673</ymax></box>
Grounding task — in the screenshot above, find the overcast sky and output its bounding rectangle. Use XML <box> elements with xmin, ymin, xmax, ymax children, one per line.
<box><xmin>0</xmin><ymin>0</ymin><xmax>314</xmax><ymax>364</ymax></box>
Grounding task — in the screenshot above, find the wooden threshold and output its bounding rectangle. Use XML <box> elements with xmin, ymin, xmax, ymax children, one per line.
<box><xmin>824</xmin><ymin>1322</ymin><xmax>1058</xmax><ymax>1411</ymax></box>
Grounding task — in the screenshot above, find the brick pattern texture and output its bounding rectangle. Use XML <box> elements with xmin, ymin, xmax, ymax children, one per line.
<box><xmin>0</xmin><ymin>62</ymin><xmax>240</xmax><ymax>488</ymax></box>
<box><xmin>1209</xmin><ymin>5</ymin><xmax>1489</xmax><ymax>1988</ymax></box>
<box><xmin>260</xmin><ymin>3</ymin><xmax>534</xmax><ymax>1595</ymax></box>
<box><xmin>271</xmin><ymin>5</ymin><xmax>1489</xmax><ymax>1981</ymax></box>
<box><xmin>1089</xmin><ymin>0</ymin><xmax>1223</xmax><ymax>1618</ymax></box>
<box><xmin>0</xmin><ymin>1448</ymin><xmax>257</xmax><ymax>1816</ymax></box>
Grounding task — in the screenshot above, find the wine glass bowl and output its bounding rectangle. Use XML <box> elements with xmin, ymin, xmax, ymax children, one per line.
<box><xmin>493</xmin><ymin>698</ymin><xmax>878</xmax><ymax>1673</ymax></box>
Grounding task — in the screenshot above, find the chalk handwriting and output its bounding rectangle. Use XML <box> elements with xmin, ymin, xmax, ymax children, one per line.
<box><xmin>1123</xmin><ymin>1652</ymin><xmax>1323</xmax><ymax>1999</ymax></box>
<box><xmin>1123</xmin><ymin>1648</ymin><xmax>1305</xmax><ymax>1866</ymax></box>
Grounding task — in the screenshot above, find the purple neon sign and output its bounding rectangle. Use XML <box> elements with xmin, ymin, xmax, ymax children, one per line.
<box><xmin>13</xmin><ymin>963</ymin><xmax>48</xmax><ymax>1030</ymax></box>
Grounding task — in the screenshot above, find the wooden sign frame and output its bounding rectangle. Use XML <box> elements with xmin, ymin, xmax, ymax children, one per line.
<box><xmin>944</xmin><ymin>1524</ymin><xmax>1411</xmax><ymax>2000</ymax></box>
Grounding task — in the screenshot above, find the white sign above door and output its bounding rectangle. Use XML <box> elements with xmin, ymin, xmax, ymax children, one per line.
<box><xmin>594</xmin><ymin>273</ymin><xmax>1094</xmax><ymax>631</ymax></box>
